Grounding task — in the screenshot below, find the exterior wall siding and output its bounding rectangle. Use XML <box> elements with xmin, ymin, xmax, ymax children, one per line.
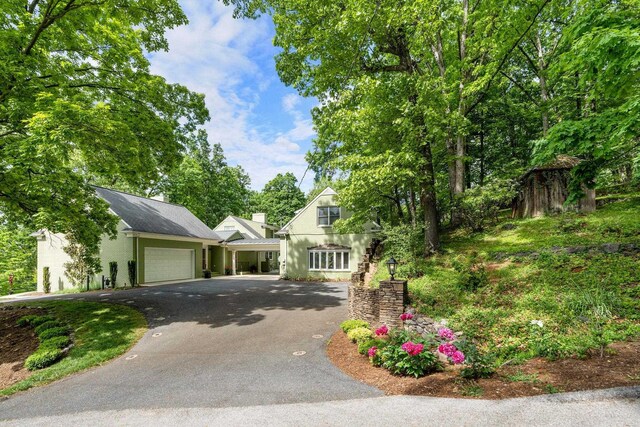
<box><xmin>214</xmin><ymin>218</ymin><xmax>267</xmax><ymax>238</ymax></box>
<box><xmin>36</xmin><ymin>233</ymin><xmax>72</xmax><ymax>292</ymax></box>
<box><xmin>97</xmin><ymin>222</ymin><xmax>134</xmax><ymax>287</ymax></box>
<box><xmin>210</xmin><ymin>246</ymin><xmax>225</xmax><ymax>275</ymax></box>
<box><xmin>280</xmin><ymin>191</ymin><xmax>377</xmax><ymax>280</ymax></box>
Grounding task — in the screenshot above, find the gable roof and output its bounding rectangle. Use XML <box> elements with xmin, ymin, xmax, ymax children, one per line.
<box><xmin>277</xmin><ymin>187</ymin><xmax>337</xmax><ymax>235</ymax></box>
<box><xmin>228</xmin><ymin>216</ymin><xmax>263</xmax><ymax>239</ymax></box>
<box><xmin>215</xmin><ymin>230</ymin><xmax>244</xmax><ymax>242</ymax></box>
<box><xmin>94</xmin><ymin>186</ymin><xmax>220</xmax><ymax>241</ymax></box>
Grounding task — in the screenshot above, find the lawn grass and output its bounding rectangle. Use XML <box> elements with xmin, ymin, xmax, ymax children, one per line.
<box><xmin>1</xmin><ymin>301</ymin><xmax>146</xmax><ymax>396</ymax></box>
<box><xmin>380</xmin><ymin>197</ymin><xmax>640</xmax><ymax>364</ymax></box>
<box><xmin>443</xmin><ymin>196</ymin><xmax>640</xmax><ymax>256</ymax></box>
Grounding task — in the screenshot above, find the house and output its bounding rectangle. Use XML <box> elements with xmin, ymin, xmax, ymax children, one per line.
<box><xmin>512</xmin><ymin>155</ymin><xmax>596</xmax><ymax>218</ymax></box>
<box><xmin>34</xmin><ymin>187</ymin><xmax>222</xmax><ymax>291</ymax></box>
<box><xmin>34</xmin><ymin>186</ymin><xmax>378</xmax><ymax>291</ymax></box>
<box><xmin>276</xmin><ymin>187</ymin><xmax>379</xmax><ymax>280</ymax></box>
<box><xmin>211</xmin><ymin>214</ymin><xmax>280</xmax><ymax>275</ymax></box>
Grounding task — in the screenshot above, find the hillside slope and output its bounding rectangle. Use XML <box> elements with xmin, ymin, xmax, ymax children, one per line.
<box><xmin>377</xmin><ymin>196</ymin><xmax>640</xmax><ymax>363</ymax></box>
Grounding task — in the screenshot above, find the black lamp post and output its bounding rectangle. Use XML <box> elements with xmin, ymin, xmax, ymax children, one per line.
<box><xmin>386</xmin><ymin>257</ymin><xmax>398</xmax><ymax>280</ymax></box>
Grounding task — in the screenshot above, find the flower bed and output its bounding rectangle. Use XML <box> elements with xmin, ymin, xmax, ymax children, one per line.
<box><xmin>340</xmin><ymin>314</ymin><xmax>494</xmax><ymax>379</ymax></box>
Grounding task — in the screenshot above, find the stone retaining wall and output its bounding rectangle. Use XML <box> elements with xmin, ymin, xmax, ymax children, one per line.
<box><xmin>348</xmin><ymin>280</ymin><xmax>407</xmax><ymax>329</ymax></box>
<box><xmin>492</xmin><ymin>242</ymin><xmax>640</xmax><ymax>261</ymax></box>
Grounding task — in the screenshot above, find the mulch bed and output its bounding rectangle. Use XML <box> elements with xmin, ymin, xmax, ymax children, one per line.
<box><xmin>327</xmin><ymin>330</ymin><xmax>640</xmax><ymax>398</ymax></box>
<box><xmin>0</xmin><ymin>306</ymin><xmax>44</xmax><ymax>389</ymax></box>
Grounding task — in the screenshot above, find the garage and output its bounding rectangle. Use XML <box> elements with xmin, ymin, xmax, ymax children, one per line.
<box><xmin>144</xmin><ymin>247</ymin><xmax>195</xmax><ymax>283</ymax></box>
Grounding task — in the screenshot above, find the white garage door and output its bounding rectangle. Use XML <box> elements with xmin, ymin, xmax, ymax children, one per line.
<box><xmin>144</xmin><ymin>247</ymin><xmax>195</xmax><ymax>283</ymax></box>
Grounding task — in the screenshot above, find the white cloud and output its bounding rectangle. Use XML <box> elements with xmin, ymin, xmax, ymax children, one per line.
<box><xmin>148</xmin><ymin>0</ymin><xmax>315</xmax><ymax>191</ymax></box>
<box><xmin>282</xmin><ymin>93</ymin><xmax>300</xmax><ymax>112</ymax></box>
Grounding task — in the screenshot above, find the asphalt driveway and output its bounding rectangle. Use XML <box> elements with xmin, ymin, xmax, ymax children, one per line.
<box><xmin>2</xmin><ymin>276</ymin><xmax>639</xmax><ymax>426</ymax></box>
<box><xmin>0</xmin><ymin>276</ymin><xmax>382</xmax><ymax>420</ymax></box>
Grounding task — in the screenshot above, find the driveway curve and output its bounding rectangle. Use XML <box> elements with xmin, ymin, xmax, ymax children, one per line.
<box><xmin>1</xmin><ymin>276</ymin><xmax>382</xmax><ymax>420</ymax></box>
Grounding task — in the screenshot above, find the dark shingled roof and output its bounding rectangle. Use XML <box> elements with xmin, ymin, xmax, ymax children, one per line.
<box><xmin>94</xmin><ymin>187</ymin><xmax>221</xmax><ymax>241</ymax></box>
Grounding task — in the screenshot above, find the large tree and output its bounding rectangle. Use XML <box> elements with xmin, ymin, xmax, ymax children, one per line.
<box><xmin>226</xmin><ymin>0</ymin><xmax>552</xmax><ymax>253</ymax></box>
<box><xmin>161</xmin><ymin>136</ymin><xmax>252</xmax><ymax>228</ymax></box>
<box><xmin>0</xmin><ymin>1</ymin><xmax>209</xmax><ymax>252</ymax></box>
<box><xmin>534</xmin><ymin>0</ymin><xmax>640</xmax><ymax>193</ymax></box>
<box><xmin>248</xmin><ymin>172</ymin><xmax>305</xmax><ymax>227</ymax></box>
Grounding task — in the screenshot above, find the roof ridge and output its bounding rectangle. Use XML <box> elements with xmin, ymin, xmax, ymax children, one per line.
<box><xmin>91</xmin><ymin>185</ymin><xmax>185</xmax><ymax>208</ymax></box>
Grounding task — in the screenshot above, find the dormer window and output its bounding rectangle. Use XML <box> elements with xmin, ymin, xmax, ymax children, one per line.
<box><xmin>318</xmin><ymin>206</ymin><xmax>340</xmax><ymax>226</ymax></box>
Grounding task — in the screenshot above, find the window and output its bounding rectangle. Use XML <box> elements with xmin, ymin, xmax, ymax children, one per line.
<box><xmin>318</xmin><ymin>206</ymin><xmax>340</xmax><ymax>226</ymax></box>
<box><xmin>309</xmin><ymin>250</ymin><xmax>350</xmax><ymax>271</ymax></box>
<box><xmin>266</xmin><ymin>251</ymin><xmax>274</xmax><ymax>260</ymax></box>
<box><xmin>223</xmin><ymin>225</ymin><xmax>236</xmax><ymax>231</ymax></box>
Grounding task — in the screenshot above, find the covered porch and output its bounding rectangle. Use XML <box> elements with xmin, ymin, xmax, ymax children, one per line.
<box><xmin>205</xmin><ymin>239</ymin><xmax>280</xmax><ymax>276</ymax></box>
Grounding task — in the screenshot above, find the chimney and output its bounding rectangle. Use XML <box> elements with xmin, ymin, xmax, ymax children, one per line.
<box><xmin>150</xmin><ymin>194</ymin><xmax>168</xmax><ymax>202</ymax></box>
<box><xmin>252</xmin><ymin>213</ymin><xmax>266</xmax><ymax>223</ymax></box>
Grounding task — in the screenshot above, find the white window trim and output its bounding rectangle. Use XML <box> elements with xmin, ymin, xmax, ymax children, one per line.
<box><xmin>317</xmin><ymin>206</ymin><xmax>341</xmax><ymax>227</ymax></box>
<box><xmin>308</xmin><ymin>250</ymin><xmax>350</xmax><ymax>271</ymax></box>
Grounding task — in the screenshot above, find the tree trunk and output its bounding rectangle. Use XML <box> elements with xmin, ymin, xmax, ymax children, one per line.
<box><xmin>479</xmin><ymin>124</ymin><xmax>485</xmax><ymax>186</ymax></box>
<box><xmin>408</xmin><ymin>188</ymin><xmax>417</xmax><ymax>227</ymax></box>
<box><xmin>421</xmin><ymin>142</ymin><xmax>440</xmax><ymax>254</ymax></box>
<box><xmin>535</xmin><ymin>33</ymin><xmax>549</xmax><ymax>136</ymax></box>
<box><xmin>393</xmin><ymin>185</ymin><xmax>404</xmax><ymax>221</ymax></box>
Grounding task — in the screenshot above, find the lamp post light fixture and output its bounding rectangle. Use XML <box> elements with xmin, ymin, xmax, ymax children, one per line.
<box><xmin>386</xmin><ymin>257</ymin><xmax>398</xmax><ymax>280</ymax></box>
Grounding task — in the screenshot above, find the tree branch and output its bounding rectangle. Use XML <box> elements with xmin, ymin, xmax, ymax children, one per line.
<box><xmin>466</xmin><ymin>0</ymin><xmax>552</xmax><ymax>114</ymax></box>
<box><xmin>499</xmin><ymin>71</ymin><xmax>540</xmax><ymax>105</ymax></box>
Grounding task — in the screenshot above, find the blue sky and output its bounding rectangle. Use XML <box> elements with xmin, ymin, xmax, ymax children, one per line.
<box><xmin>147</xmin><ymin>0</ymin><xmax>317</xmax><ymax>191</ymax></box>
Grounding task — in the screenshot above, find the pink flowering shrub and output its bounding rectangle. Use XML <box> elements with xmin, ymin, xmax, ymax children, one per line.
<box><xmin>438</xmin><ymin>342</ymin><xmax>457</xmax><ymax>357</ymax></box>
<box><xmin>375</xmin><ymin>325</ymin><xmax>389</xmax><ymax>336</ymax></box>
<box><xmin>437</xmin><ymin>327</ymin><xmax>456</xmax><ymax>341</ymax></box>
<box><xmin>401</xmin><ymin>341</ymin><xmax>424</xmax><ymax>356</ymax></box>
<box><xmin>368</xmin><ymin>346</ymin><xmax>378</xmax><ymax>357</ymax></box>
<box><xmin>400</xmin><ymin>313</ymin><xmax>414</xmax><ymax>321</ymax></box>
<box><xmin>377</xmin><ymin>330</ymin><xmax>439</xmax><ymax>377</ymax></box>
<box><xmin>451</xmin><ymin>350</ymin><xmax>465</xmax><ymax>364</ymax></box>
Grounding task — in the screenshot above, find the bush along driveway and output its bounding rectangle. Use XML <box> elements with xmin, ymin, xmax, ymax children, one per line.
<box><xmin>0</xmin><ymin>276</ymin><xmax>381</xmax><ymax>421</ymax></box>
<box><xmin>1</xmin><ymin>301</ymin><xmax>146</xmax><ymax>397</ymax></box>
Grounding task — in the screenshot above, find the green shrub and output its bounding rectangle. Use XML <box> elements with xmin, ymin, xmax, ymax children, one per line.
<box><xmin>17</xmin><ymin>314</ymin><xmax>55</xmax><ymax>327</ymax></box>
<box><xmin>456</xmin><ymin>339</ymin><xmax>495</xmax><ymax>379</ymax></box>
<box><xmin>16</xmin><ymin>315</ymin><xmax>39</xmax><ymax>327</ymax></box>
<box><xmin>340</xmin><ymin>319</ymin><xmax>370</xmax><ymax>333</ymax></box>
<box><xmin>40</xmin><ymin>335</ymin><xmax>72</xmax><ymax>350</ymax></box>
<box><xmin>127</xmin><ymin>260</ymin><xmax>136</xmax><ymax>287</ymax></box>
<box><xmin>34</xmin><ymin>320</ymin><xmax>62</xmax><ymax>335</ymax></box>
<box><xmin>380</xmin><ymin>223</ymin><xmax>425</xmax><ymax>261</ymax></box>
<box><xmin>453</xmin><ymin>179</ymin><xmax>517</xmax><ymax>232</ymax></box>
<box><xmin>109</xmin><ymin>261</ymin><xmax>118</xmax><ymax>288</ymax></box>
<box><xmin>347</xmin><ymin>327</ymin><xmax>373</xmax><ymax>343</ymax></box>
<box><xmin>38</xmin><ymin>326</ymin><xmax>70</xmax><ymax>341</ymax></box>
<box><xmin>24</xmin><ymin>348</ymin><xmax>63</xmax><ymax>370</ymax></box>
<box><xmin>452</xmin><ymin>255</ymin><xmax>488</xmax><ymax>292</ymax></box>
<box><xmin>43</xmin><ymin>267</ymin><xmax>51</xmax><ymax>294</ymax></box>
<box><xmin>380</xmin><ymin>343</ymin><xmax>439</xmax><ymax>378</ymax></box>
<box><xmin>358</xmin><ymin>338</ymin><xmax>386</xmax><ymax>355</ymax></box>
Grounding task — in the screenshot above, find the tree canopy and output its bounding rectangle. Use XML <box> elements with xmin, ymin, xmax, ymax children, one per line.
<box><xmin>227</xmin><ymin>0</ymin><xmax>640</xmax><ymax>255</ymax></box>
<box><xmin>161</xmin><ymin>136</ymin><xmax>252</xmax><ymax>229</ymax></box>
<box><xmin>0</xmin><ymin>0</ymin><xmax>209</xmax><ymax>253</ymax></box>
<box><xmin>247</xmin><ymin>172</ymin><xmax>306</xmax><ymax>227</ymax></box>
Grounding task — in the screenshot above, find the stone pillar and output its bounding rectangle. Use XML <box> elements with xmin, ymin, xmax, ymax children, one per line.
<box><xmin>231</xmin><ymin>250</ymin><xmax>237</xmax><ymax>275</ymax></box>
<box><xmin>378</xmin><ymin>280</ymin><xmax>408</xmax><ymax>329</ymax></box>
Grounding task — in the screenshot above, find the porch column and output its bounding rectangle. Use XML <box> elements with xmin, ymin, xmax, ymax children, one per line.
<box><xmin>257</xmin><ymin>252</ymin><xmax>262</xmax><ymax>274</ymax></box>
<box><xmin>231</xmin><ymin>250</ymin><xmax>237</xmax><ymax>276</ymax></box>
